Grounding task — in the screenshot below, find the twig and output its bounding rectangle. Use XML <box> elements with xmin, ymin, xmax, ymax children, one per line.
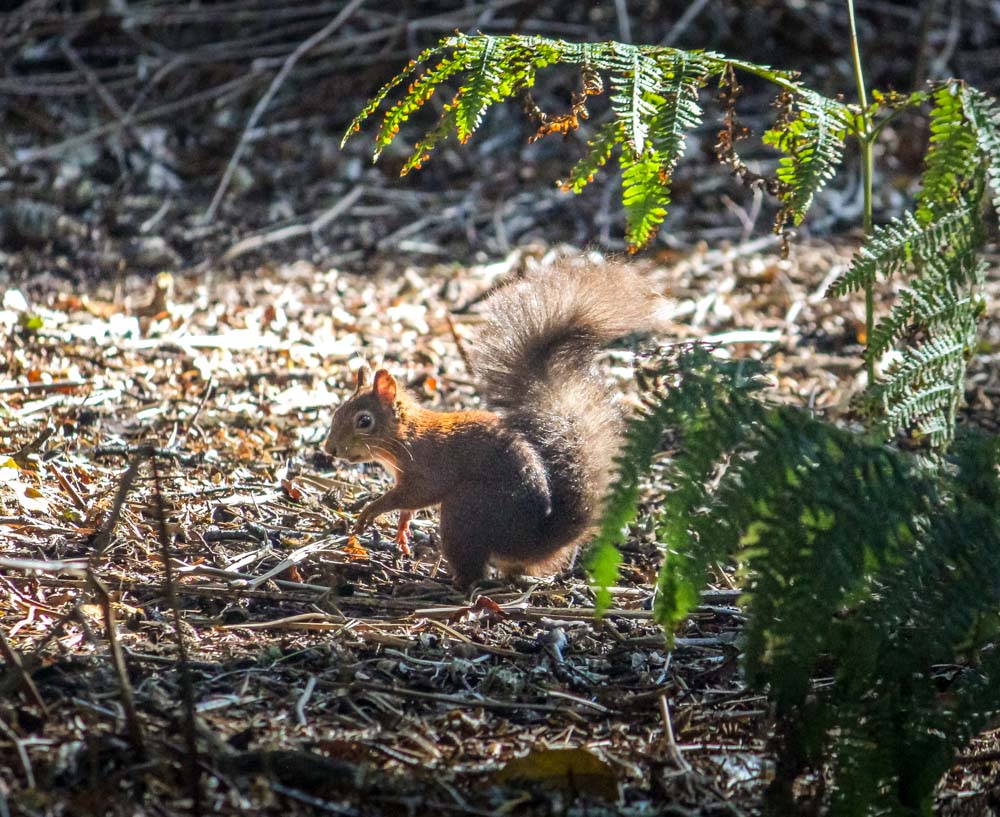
<box><xmin>89</xmin><ymin>452</ymin><xmax>145</xmax><ymax>561</ymax></box>
<box><xmin>89</xmin><ymin>573</ymin><xmax>145</xmax><ymax>754</ymax></box>
<box><xmin>203</xmin><ymin>0</ymin><xmax>367</xmax><ymax>222</ymax></box>
<box><xmin>220</xmin><ymin>186</ymin><xmax>363</xmax><ymax>262</ymax></box>
<box><xmin>0</xmin><ymin>379</ymin><xmax>91</xmax><ymax>393</ymax></box>
<box><xmin>57</xmin><ymin>39</ymin><xmax>128</xmax><ymax>121</ymax></box>
<box><xmin>659</xmin><ymin>694</ymin><xmax>693</xmax><ymax>773</ymax></box>
<box><xmin>612</xmin><ymin>0</ymin><xmax>632</xmax><ymax>43</ymax></box>
<box><xmin>92</xmin><ymin>444</ymin><xmax>203</xmax><ymax>467</ymax></box>
<box><xmin>318</xmin><ymin>678</ymin><xmax>566</xmax><ymax>714</ymax></box>
<box><xmin>268</xmin><ymin>783</ymin><xmax>360</xmax><ymax>815</ymax></box>
<box><xmin>151</xmin><ymin>454</ymin><xmax>203</xmax><ymax>816</ymax></box>
<box><xmin>0</xmin><ymin>556</ymin><xmax>88</xmax><ymax>574</ymax></box>
<box><xmin>0</xmin><ymin>718</ymin><xmax>35</xmax><ymax>790</ymax></box>
<box><xmin>178</xmin><ymin>374</ymin><xmax>215</xmax><ymax>443</ymax></box>
<box><xmin>48</xmin><ymin>462</ymin><xmax>87</xmax><ymax>512</ymax></box>
<box><xmin>661</xmin><ymin>0</ymin><xmax>712</xmax><ymax>45</ymax></box>
<box><xmin>0</xmin><ymin>628</ymin><xmax>47</xmax><ymax>716</ymax></box>
<box><xmin>295</xmin><ymin>676</ymin><xmax>318</xmax><ymax>726</ymax></box>
<box><xmin>15</xmin><ymin>74</ymin><xmax>260</xmax><ymax>163</ymax></box>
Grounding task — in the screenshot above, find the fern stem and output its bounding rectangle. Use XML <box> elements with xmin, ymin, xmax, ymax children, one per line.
<box><xmin>847</xmin><ymin>0</ymin><xmax>877</xmax><ymax>383</ymax></box>
<box><xmin>846</xmin><ymin>0</ymin><xmax>869</xmax><ymax>120</ymax></box>
<box><xmin>861</xmin><ymin>137</ymin><xmax>875</xmax><ymax>377</ymax></box>
<box><xmin>725</xmin><ymin>58</ymin><xmax>806</xmax><ymax>97</ymax></box>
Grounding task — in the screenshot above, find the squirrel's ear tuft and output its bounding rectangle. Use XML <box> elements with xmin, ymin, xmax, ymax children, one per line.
<box><xmin>354</xmin><ymin>364</ymin><xmax>373</xmax><ymax>391</ymax></box>
<box><xmin>372</xmin><ymin>369</ymin><xmax>397</xmax><ymax>404</ymax></box>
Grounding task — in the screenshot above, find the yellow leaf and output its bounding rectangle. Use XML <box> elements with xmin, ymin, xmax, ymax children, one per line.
<box><xmin>495</xmin><ymin>748</ymin><xmax>619</xmax><ymax>801</ymax></box>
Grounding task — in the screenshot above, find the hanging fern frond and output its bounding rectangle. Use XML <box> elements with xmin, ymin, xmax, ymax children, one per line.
<box><xmin>916</xmin><ymin>83</ymin><xmax>979</xmax><ymax>222</ymax></box>
<box><xmin>341</xmin><ymin>42</ymin><xmax>447</xmax><ymax>148</ymax></box>
<box><xmin>372</xmin><ymin>47</ymin><xmax>471</xmax><ymax>159</ymax></box>
<box><xmin>763</xmin><ymin>89</ymin><xmax>849</xmax><ymax>232</ymax></box>
<box><xmin>604</xmin><ymin>47</ymin><xmax>713</xmax><ymax>249</ymax></box>
<box><xmin>454</xmin><ymin>36</ymin><xmax>504</xmax><ymax>142</ymax></box>
<box><xmin>961</xmin><ymin>85</ymin><xmax>1000</xmax><ymax>213</ymax></box>
<box><xmin>344</xmin><ymin>32</ymin><xmax>847</xmax><ymax>251</ymax></box>
<box><xmin>559</xmin><ymin>120</ymin><xmax>622</xmax><ymax>193</ymax></box>
<box><xmin>400</xmin><ymin>104</ymin><xmax>461</xmax><ymax>175</ymax></box>
<box><xmin>607</xmin><ymin>45</ymin><xmax>663</xmax><ymax>154</ymax></box>
<box><xmin>620</xmin><ymin>148</ymin><xmax>672</xmax><ymax>274</ymax></box>
<box><xmin>648</xmin><ymin>51</ymin><xmax>708</xmax><ymax>162</ymax></box>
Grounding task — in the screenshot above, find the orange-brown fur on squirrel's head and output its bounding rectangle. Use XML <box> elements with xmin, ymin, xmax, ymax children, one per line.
<box><xmin>323</xmin><ymin>365</ymin><xmax>405</xmax><ymax>471</ymax></box>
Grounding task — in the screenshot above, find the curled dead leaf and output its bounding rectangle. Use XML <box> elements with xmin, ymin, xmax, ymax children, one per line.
<box><xmin>344</xmin><ymin>537</ymin><xmax>369</xmax><ymax>559</ymax></box>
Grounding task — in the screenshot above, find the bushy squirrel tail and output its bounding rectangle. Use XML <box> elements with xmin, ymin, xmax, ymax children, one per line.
<box><xmin>472</xmin><ymin>259</ymin><xmax>663</xmax><ymax>554</ymax></box>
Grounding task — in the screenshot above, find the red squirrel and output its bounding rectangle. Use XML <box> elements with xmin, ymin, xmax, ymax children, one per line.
<box><xmin>322</xmin><ymin>261</ymin><xmax>661</xmax><ymax>587</ymax></box>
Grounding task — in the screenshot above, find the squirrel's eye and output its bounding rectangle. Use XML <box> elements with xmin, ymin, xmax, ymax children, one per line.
<box><xmin>355</xmin><ymin>412</ymin><xmax>374</xmax><ymax>430</ymax></box>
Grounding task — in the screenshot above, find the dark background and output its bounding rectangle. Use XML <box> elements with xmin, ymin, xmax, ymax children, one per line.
<box><xmin>1</xmin><ymin>0</ymin><xmax>998</xmax><ymax>276</ymax></box>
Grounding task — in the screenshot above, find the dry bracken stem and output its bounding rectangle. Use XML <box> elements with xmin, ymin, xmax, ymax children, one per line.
<box><xmin>151</xmin><ymin>454</ymin><xmax>203</xmax><ymax>816</ymax></box>
<box><xmin>847</xmin><ymin>0</ymin><xmax>877</xmax><ymax>383</ymax></box>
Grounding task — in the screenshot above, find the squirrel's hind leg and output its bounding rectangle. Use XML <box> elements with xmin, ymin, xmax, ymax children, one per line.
<box><xmin>439</xmin><ymin>484</ymin><xmax>546</xmax><ymax>589</ymax></box>
<box><xmin>438</xmin><ymin>502</ymin><xmax>491</xmax><ymax>589</ymax></box>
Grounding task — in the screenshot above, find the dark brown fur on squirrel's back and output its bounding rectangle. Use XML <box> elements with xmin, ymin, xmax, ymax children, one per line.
<box><xmin>472</xmin><ymin>260</ymin><xmax>660</xmax><ymax>561</ymax></box>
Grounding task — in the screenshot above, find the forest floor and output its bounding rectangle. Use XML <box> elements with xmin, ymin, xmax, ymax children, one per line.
<box><xmin>3</xmin><ymin>1</ymin><xmax>1000</xmax><ymax>814</ymax></box>
<box><xmin>2</xmin><ymin>236</ymin><xmax>999</xmax><ymax>816</ymax></box>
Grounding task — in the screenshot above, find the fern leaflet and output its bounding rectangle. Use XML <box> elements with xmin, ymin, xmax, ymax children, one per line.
<box><xmin>830</xmin><ymin>204</ymin><xmax>977</xmax><ymax>296</ymax></box>
<box><xmin>916</xmin><ymin>83</ymin><xmax>979</xmax><ymax>222</ymax></box>
<box><xmin>559</xmin><ymin>120</ymin><xmax>622</xmax><ymax>193</ymax></box>
<box><xmin>961</xmin><ymin>86</ymin><xmax>1000</xmax><ymax>214</ymax></box>
<box><xmin>763</xmin><ymin>90</ymin><xmax>848</xmax><ymax>230</ymax></box>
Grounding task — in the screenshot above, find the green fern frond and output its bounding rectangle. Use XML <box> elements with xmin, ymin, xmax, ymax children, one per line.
<box><xmin>587</xmin><ymin>397</ymin><xmax>666</xmax><ymax>614</ymax></box>
<box><xmin>373</xmin><ymin>47</ymin><xmax>471</xmax><ymax>159</ymax></box>
<box><xmin>848</xmin><ymin>160</ymin><xmax>986</xmax><ymax>446</ymax></box>
<box><xmin>608</xmin><ymin>45</ymin><xmax>663</xmax><ymax>154</ymax></box>
<box><xmin>830</xmin><ymin>204</ymin><xmax>976</xmax><ymax>296</ymax></box>
<box><xmin>400</xmin><ymin>104</ymin><xmax>461</xmax><ymax>175</ymax></box>
<box><xmin>763</xmin><ymin>90</ymin><xmax>849</xmax><ymax>230</ymax></box>
<box><xmin>620</xmin><ymin>148</ymin><xmax>671</xmax><ymax>251</ymax></box>
<box><xmin>961</xmin><ymin>86</ymin><xmax>1000</xmax><ymax>213</ymax></box>
<box><xmin>648</xmin><ymin>51</ymin><xmax>708</xmax><ymax>168</ymax></box>
<box><xmin>559</xmin><ymin>120</ymin><xmax>623</xmax><ymax>193</ymax></box>
<box><xmin>867</xmin><ymin>255</ymin><xmax>986</xmax><ymax>358</ymax></box>
<box><xmin>863</xmin><ymin>324</ymin><xmax>976</xmax><ymax>444</ymax></box>
<box><xmin>916</xmin><ymin>83</ymin><xmax>979</xmax><ymax>222</ymax></box>
<box><xmin>454</xmin><ymin>36</ymin><xmax>504</xmax><ymax>142</ymax></box>
<box><xmin>341</xmin><ymin>42</ymin><xmax>445</xmax><ymax>148</ymax></box>
<box><xmin>609</xmin><ymin>349</ymin><xmax>1000</xmax><ymax>813</ymax></box>
<box><xmin>453</xmin><ymin>36</ymin><xmax>567</xmax><ymax>143</ymax></box>
<box><xmin>346</xmin><ymin>33</ymin><xmax>864</xmax><ymax>251</ymax></box>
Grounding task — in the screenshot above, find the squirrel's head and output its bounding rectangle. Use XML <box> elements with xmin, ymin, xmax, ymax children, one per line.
<box><xmin>323</xmin><ymin>365</ymin><xmax>403</xmax><ymax>467</ymax></box>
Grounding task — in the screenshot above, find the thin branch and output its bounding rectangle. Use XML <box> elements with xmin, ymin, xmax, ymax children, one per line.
<box><xmin>0</xmin><ymin>629</ymin><xmax>48</xmax><ymax>716</ymax></box>
<box><xmin>203</xmin><ymin>0</ymin><xmax>367</xmax><ymax>222</ymax></box>
<box><xmin>151</xmin><ymin>454</ymin><xmax>203</xmax><ymax>816</ymax></box>
<box><xmin>89</xmin><ymin>573</ymin><xmax>145</xmax><ymax>755</ymax></box>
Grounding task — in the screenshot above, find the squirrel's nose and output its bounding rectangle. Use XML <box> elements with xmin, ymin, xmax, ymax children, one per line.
<box><xmin>323</xmin><ymin>437</ymin><xmax>337</xmax><ymax>457</ymax></box>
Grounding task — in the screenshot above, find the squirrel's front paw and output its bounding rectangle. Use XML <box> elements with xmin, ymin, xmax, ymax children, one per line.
<box><xmin>394</xmin><ymin>511</ymin><xmax>414</xmax><ymax>557</ymax></box>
